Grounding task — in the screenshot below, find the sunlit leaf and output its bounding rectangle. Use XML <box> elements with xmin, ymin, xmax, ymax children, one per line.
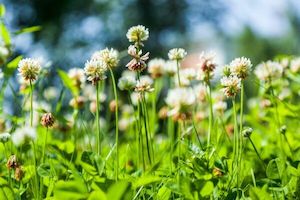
<box><xmin>14</xmin><ymin>26</ymin><xmax>42</xmax><ymax>35</ymax></box>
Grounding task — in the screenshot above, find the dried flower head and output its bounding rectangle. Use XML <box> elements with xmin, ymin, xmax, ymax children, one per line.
<box><xmin>126</xmin><ymin>45</ymin><xmax>149</xmax><ymax>72</ymax></box>
<box><xmin>92</xmin><ymin>48</ymin><xmax>119</xmax><ymax>69</ymax></box>
<box><xmin>126</xmin><ymin>25</ymin><xmax>149</xmax><ymax>45</ymax></box>
<box><xmin>165</xmin><ymin>87</ymin><xmax>196</xmax><ymax>121</ymax></box>
<box><xmin>6</xmin><ymin>155</ymin><xmax>19</xmax><ymax>170</ymax></box>
<box><xmin>158</xmin><ymin>106</ymin><xmax>169</xmax><ymax>119</ymax></box>
<box><xmin>135</xmin><ymin>75</ymin><xmax>154</xmax><ymax>93</ymax></box>
<box><xmin>15</xmin><ymin>166</ymin><xmax>24</xmax><ymax>181</ymax></box>
<box><xmin>0</xmin><ymin>132</ymin><xmax>11</xmax><ymax>143</ymax></box>
<box><xmin>84</xmin><ymin>59</ymin><xmax>107</xmax><ymax>85</ymax></box>
<box><xmin>168</xmin><ymin>48</ymin><xmax>187</xmax><ymax>61</ymax></box>
<box><xmin>220</xmin><ymin>75</ymin><xmax>241</xmax><ymax>98</ymax></box>
<box><xmin>254</xmin><ymin>61</ymin><xmax>283</xmax><ymax>82</ymax></box>
<box><xmin>118</xmin><ymin>76</ymin><xmax>136</xmax><ymax>91</ymax></box>
<box><xmin>148</xmin><ymin>58</ymin><xmax>165</xmax><ymax>78</ymax></box>
<box><xmin>18</xmin><ymin>58</ymin><xmax>41</xmax><ymax>82</ymax></box>
<box><xmin>41</xmin><ymin>113</ymin><xmax>55</xmax><ymax>128</ymax></box>
<box><xmin>229</xmin><ymin>57</ymin><xmax>252</xmax><ymax>79</ymax></box>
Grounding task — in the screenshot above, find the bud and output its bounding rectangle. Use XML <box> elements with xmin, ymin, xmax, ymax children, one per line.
<box><xmin>243</xmin><ymin>127</ymin><xmax>253</xmax><ymax>137</ymax></box>
<box><xmin>0</xmin><ymin>132</ymin><xmax>11</xmax><ymax>143</ymax></box>
<box><xmin>213</xmin><ymin>167</ymin><xmax>223</xmax><ymax>177</ymax></box>
<box><xmin>15</xmin><ymin>167</ymin><xmax>24</xmax><ymax>181</ymax></box>
<box><xmin>279</xmin><ymin>125</ymin><xmax>287</xmax><ymax>135</ymax></box>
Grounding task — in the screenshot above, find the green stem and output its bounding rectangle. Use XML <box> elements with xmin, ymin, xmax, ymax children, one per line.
<box><xmin>29</xmin><ymin>80</ymin><xmax>33</xmax><ymax>127</ymax></box>
<box><xmin>109</xmin><ymin>68</ymin><xmax>119</xmax><ymax>181</ymax></box>
<box><xmin>248</xmin><ymin>136</ymin><xmax>265</xmax><ymax>169</ymax></box>
<box><xmin>232</xmin><ymin>99</ymin><xmax>240</xmax><ymax>199</ymax></box>
<box><xmin>238</xmin><ymin>83</ymin><xmax>244</xmax><ymax>181</ymax></box>
<box><xmin>176</xmin><ymin>60</ymin><xmax>181</xmax><ymax>87</ymax></box>
<box><xmin>96</xmin><ymin>82</ymin><xmax>101</xmax><ymax>156</ymax></box>
<box><xmin>177</xmin><ymin>121</ymin><xmax>181</xmax><ymax>186</ymax></box>
<box><xmin>207</xmin><ymin>82</ymin><xmax>213</xmax><ymax>148</ymax></box>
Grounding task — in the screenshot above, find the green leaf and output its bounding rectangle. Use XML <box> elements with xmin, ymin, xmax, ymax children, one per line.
<box><xmin>4</xmin><ymin>56</ymin><xmax>22</xmax><ymax>78</ymax></box>
<box><xmin>107</xmin><ymin>181</ymin><xmax>129</xmax><ymax>200</ymax></box>
<box><xmin>200</xmin><ymin>181</ymin><xmax>214</xmax><ymax>197</ymax></box>
<box><xmin>157</xmin><ymin>186</ymin><xmax>171</xmax><ymax>200</ymax></box>
<box><xmin>0</xmin><ymin>4</ymin><xmax>5</xmax><ymax>17</ymax></box>
<box><xmin>0</xmin><ymin>21</ymin><xmax>10</xmax><ymax>45</ymax></box>
<box><xmin>88</xmin><ymin>191</ymin><xmax>107</xmax><ymax>200</ymax></box>
<box><xmin>14</xmin><ymin>26</ymin><xmax>42</xmax><ymax>35</ymax></box>
<box><xmin>54</xmin><ymin>180</ymin><xmax>88</xmax><ymax>200</ymax></box>
<box><xmin>132</xmin><ymin>175</ymin><xmax>161</xmax><ymax>189</ymax></box>
<box><xmin>249</xmin><ymin>187</ymin><xmax>272</xmax><ymax>200</ymax></box>
<box><xmin>37</xmin><ymin>163</ymin><xmax>52</xmax><ymax>177</ymax></box>
<box><xmin>0</xmin><ymin>178</ymin><xmax>14</xmax><ymax>200</ymax></box>
<box><xmin>57</xmin><ymin>69</ymin><xmax>79</xmax><ymax>96</ymax></box>
<box><xmin>266</xmin><ymin>158</ymin><xmax>285</xmax><ymax>180</ymax></box>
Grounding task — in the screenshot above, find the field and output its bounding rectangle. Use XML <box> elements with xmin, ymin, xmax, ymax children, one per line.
<box><xmin>1</xmin><ymin>4</ymin><xmax>300</xmax><ymax>200</ymax></box>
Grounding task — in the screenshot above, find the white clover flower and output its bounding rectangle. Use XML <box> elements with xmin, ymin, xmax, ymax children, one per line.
<box><xmin>0</xmin><ymin>45</ymin><xmax>9</xmax><ymax>65</ymax></box>
<box><xmin>118</xmin><ymin>117</ymin><xmax>134</xmax><ymax>131</ymax></box>
<box><xmin>165</xmin><ymin>87</ymin><xmax>196</xmax><ymax>121</ymax></box>
<box><xmin>164</xmin><ymin>60</ymin><xmax>177</xmax><ymax>76</ymax></box>
<box><xmin>0</xmin><ymin>132</ymin><xmax>11</xmax><ymax>143</ymax></box>
<box><xmin>68</xmin><ymin>68</ymin><xmax>86</xmax><ymax>87</ymax></box>
<box><xmin>84</xmin><ymin>59</ymin><xmax>107</xmax><ymax>85</ymax></box>
<box><xmin>194</xmin><ymin>84</ymin><xmax>207</xmax><ymax>102</ymax></box>
<box><xmin>220</xmin><ymin>75</ymin><xmax>241</xmax><ymax>97</ymax></box>
<box><xmin>12</xmin><ymin>126</ymin><xmax>37</xmax><ymax>146</ymax></box>
<box><xmin>182</xmin><ymin>68</ymin><xmax>197</xmax><ymax>81</ymax></box>
<box><xmin>118</xmin><ymin>76</ymin><xmax>137</xmax><ymax>91</ymax></box>
<box><xmin>168</xmin><ymin>48</ymin><xmax>187</xmax><ymax>61</ymax></box>
<box><xmin>126</xmin><ymin>25</ymin><xmax>149</xmax><ymax>44</ymax></box>
<box><xmin>18</xmin><ymin>58</ymin><xmax>41</xmax><ymax>82</ymax></box>
<box><xmin>135</xmin><ymin>75</ymin><xmax>154</xmax><ymax>93</ymax></box>
<box><xmin>148</xmin><ymin>58</ymin><xmax>165</xmax><ymax>78</ymax></box>
<box><xmin>213</xmin><ymin>101</ymin><xmax>227</xmax><ymax>114</ymax></box>
<box><xmin>91</xmin><ymin>48</ymin><xmax>119</xmax><ymax>69</ymax></box>
<box><xmin>197</xmin><ymin>51</ymin><xmax>217</xmax><ymax>82</ymax></box>
<box><xmin>43</xmin><ymin>87</ymin><xmax>59</xmax><ymax>100</ymax></box>
<box><xmin>229</xmin><ymin>57</ymin><xmax>252</xmax><ymax>79</ymax></box>
<box><xmin>290</xmin><ymin>57</ymin><xmax>300</xmax><ymax>73</ymax></box>
<box><xmin>121</xmin><ymin>104</ymin><xmax>134</xmax><ymax>115</ymax></box>
<box><xmin>130</xmin><ymin>92</ymin><xmax>140</xmax><ymax>106</ymax></box>
<box><xmin>82</xmin><ymin>85</ymin><xmax>106</xmax><ymax>102</ymax></box>
<box><xmin>254</xmin><ymin>61</ymin><xmax>283</xmax><ymax>81</ymax></box>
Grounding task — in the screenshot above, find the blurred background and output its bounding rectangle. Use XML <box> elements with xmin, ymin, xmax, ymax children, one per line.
<box><xmin>2</xmin><ymin>0</ymin><xmax>300</xmax><ymax>70</ymax></box>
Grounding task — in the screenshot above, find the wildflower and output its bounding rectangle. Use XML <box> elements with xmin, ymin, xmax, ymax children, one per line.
<box><xmin>195</xmin><ymin>84</ymin><xmax>207</xmax><ymax>102</ymax></box>
<box><xmin>223</xmin><ymin>65</ymin><xmax>231</xmax><ymax>77</ymax></box>
<box><xmin>290</xmin><ymin>57</ymin><xmax>300</xmax><ymax>73</ymax></box>
<box><xmin>43</xmin><ymin>87</ymin><xmax>59</xmax><ymax>100</ymax></box>
<box><xmin>118</xmin><ymin>118</ymin><xmax>134</xmax><ymax>131</ymax></box>
<box><xmin>41</xmin><ymin>113</ymin><xmax>55</xmax><ymax>128</ymax></box>
<box><xmin>254</xmin><ymin>61</ymin><xmax>283</xmax><ymax>82</ymax></box>
<box><xmin>158</xmin><ymin>106</ymin><xmax>169</xmax><ymax>119</ymax></box>
<box><xmin>118</xmin><ymin>76</ymin><xmax>136</xmax><ymax>91</ymax></box>
<box><xmin>18</xmin><ymin>58</ymin><xmax>41</xmax><ymax>82</ymax></box>
<box><xmin>168</xmin><ymin>48</ymin><xmax>187</xmax><ymax>61</ymax></box>
<box><xmin>213</xmin><ymin>101</ymin><xmax>227</xmax><ymax>114</ymax></box>
<box><xmin>165</xmin><ymin>87</ymin><xmax>196</xmax><ymax>121</ymax></box>
<box><xmin>164</xmin><ymin>61</ymin><xmax>177</xmax><ymax>77</ymax></box>
<box><xmin>182</xmin><ymin>68</ymin><xmax>197</xmax><ymax>81</ymax></box>
<box><xmin>213</xmin><ymin>167</ymin><xmax>223</xmax><ymax>177</ymax></box>
<box><xmin>229</xmin><ymin>57</ymin><xmax>252</xmax><ymax>79</ymax></box>
<box><xmin>126</xmin><ymin>45</ymin><xmax>149</xmax><ymax>72</ymax></box>
<box><xmin>84</xmin><ymin>59</ymin><xmax>107</xmax><ymax>85</ymax></box>
<box><xmin>6</xmin><ymin>155</ymin><xmax>19</xmax><ymax>170</ymax></box>
<box><xmin>126</xmin><ymin>25</ymin><xmax>149</xmax><ymax>45</ymax></box>
<box><xmin>68</xmin><ymin>68</ymin><xmax>85</xmax><ymax>88</ymax></box>
<box><xmin>69</xmin><ymin>96</ymin><xmax>85</xmax><ymax>109</ymax></box>
<box><xmin>220</xmin><ymin>75</ymin><xmax>241</xmax><ymax>98</ymax></box>
<box><xmin>197</xmin><ymin>51</ymin><xmax>217</xmax><ymax>82</ymax></box>
<box><xmin>0</xmin><ymin>132</ymin><xmax>10</xmax><ymax>143</ymax></box>
<box><xmin>0</xmin><ymin>45</ymin><xmax>9</xmax><ymax>65</ymax></box>
<box><xmin>91</xmin><ymin>48</ymin><xmax>119</xmax><ymax>68</ymax></box>
<box><xmin>148</xmin><ymin>58</ymin><xmax>165</xmax><ymax>78</ymax></box>
<box><xmin>109</xmin><ymin>100</ymin><xmax>117</xmax><ymax>112</ymax></box>
<box><xmin>135</xmin><ymin>75</ymin><xmax>154</xmax><ymax>93</ymax></box>
<box><xmin>11</xmin><ymin>126</ymin><xmax>37</xmax><ymax>146</ymax></box>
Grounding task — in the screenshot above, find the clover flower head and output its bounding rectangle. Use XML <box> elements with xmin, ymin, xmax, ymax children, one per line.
<box><xmin>148</xmin><ymin>58</ymin><xmax>165</xmax><ymax>78</ymax></box>
<box><xmin>135</xmin><ymin>75</ymin><xmax>154</xmax><ymax>93</ymax></box>
<box><xmin>168</xmin><ymin>48</ymin><xmax>187</xmax><ymax>61</ymax></box>
<box><xmin>126</xmin><ymin>25</ymin><xmax>149</xmax><ymax>44</ymax></box>
<box><xmin>194</xmin><ymin>84</ymin><xmax>207</xmax><ymax>102</ymax></box>
<box><xmin>84</xmin><ymin>59</ymin><xmax>107</xmax><ymax>85</ymax></box>
<box><xmin>290</xmin><ymin>57</ymin><xmax>300</xmax><ymax>73</ymax></box>
<box><xmin>126</xmin><ymin>45</ymin><xmax>149</xmax><ymax>72</ymax></box>
<box><xmin>0</xmin><ymin>132</ymin><xmax>11</xmax><ymax>143</ymax></box>
<box><xmin>41</xmin><ymin>113</ymin><xmax>55</xmax><ymax>128</ymax></box>
<box><xmin>0</xmin><ymin>45</ymin><xmax>9</xmax><ymax>65</ymax></box>
<box><xmin>198</xmin><ymin>51</ymin><xmax>217</xmax><ymax>74</ymax></box>
<box><xmin>229</xmin><ymin>57</ymin><xmax>252</xmax><ymax>79</ymax></box>
<box><xmin>164</xmin><ymin>60</ymin><xmax>177</xmax><ymax>76</ymax></box>
<box><xmin>118</xmin><ymin>75</ymin><xmax>137</xmax><ymax>91</ymax></box>
<box><xmin>220</xmin><ymin>75</ymin><xmax>241</xmax><ymax>97</ymax></box>
<box><xmin>254</xmin><ymin>61</ymin><xmax>283</xmax><ymax>81</ymax></box>
<box><xmin>165</xmin><ymin>87</ymin><xmax>196</xmax><ymax>121</ymax></box>
<box><xmin>91</xmin><ymin>48</ymin><xmax>119</xmax><ymax>69</ymax></box>
<box><xmin>68</xmin><ymin>68</ymin><xmax>85</xmax><ymax>87</ymax></box>
<box><xmin>213</xmin><ymin>101</ymin><xmax>227</xmax><ymax>114</ymax></box>
<box><xmin>11</xmin><ymin>126</ymin><xmax>37</xmax><ymax>146</ymax></box>
<box><xmin>18</xmin><ymin>58</ymin><xmax>41</xmax><ymax>82</ymax></box>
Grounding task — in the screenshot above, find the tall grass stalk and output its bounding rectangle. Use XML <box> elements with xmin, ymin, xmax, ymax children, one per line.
<box><xmin>109</xmin><ymin>68</ymin><xmax>119</xmax><ymax>180</ymax></box>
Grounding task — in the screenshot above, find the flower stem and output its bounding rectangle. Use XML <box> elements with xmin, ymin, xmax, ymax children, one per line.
<box><xmin>207</xmin><ymin>82</ymin><xmax>213</xmax><ymax>148</ymax></box>
<box><xmin>96</xmin><ymin>82</ymin><xmax>101</xmax><ymax>156</ymax></box>
<box><xmin>29</xmin><ymin>80</ymin><xmax>33</xmax><ymax>127</ymax></box>
<box><xmin>247</xmin><ymin>136</ymin><xmax>265</xmax><ymax>169</ymax></box>
<box><xmin>238</xmin><ymin>83</ymin><xmax>244</xmax><ymax>179</ymax></box>
<box><xmin>232</xmin><ymin>98</ymin><xmax>240</xmax><ymax>198</ymax></box>
<box><xmin>176</xmin><ymin>60</ymin><xmax>181</xmax><ymax>87</ymax></box>
<box><xmin>109</xmin><ymin>68</ymin><xmax>119</xmax><ymax>180</ymax></box>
